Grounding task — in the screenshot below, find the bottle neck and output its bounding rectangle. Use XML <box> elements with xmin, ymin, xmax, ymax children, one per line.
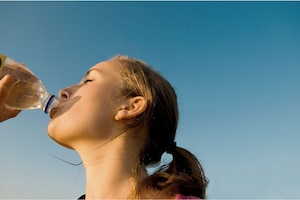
<box><xmin>41</xmin><ymin>94</ymin><xmax>59</xmax><ymax>114</ymax></box>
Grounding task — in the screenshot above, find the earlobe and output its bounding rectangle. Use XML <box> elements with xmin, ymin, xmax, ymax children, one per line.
<box><xmin>115</xmin><ymin>96</ymin><xmax>147</xmax><ymax>121</ymax></box>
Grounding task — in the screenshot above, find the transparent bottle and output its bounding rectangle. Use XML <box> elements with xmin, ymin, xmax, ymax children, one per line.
<box><xmin>0</xmin><ymin>54</ymin><xmax>59</xmax><ymax>114</ymax></box>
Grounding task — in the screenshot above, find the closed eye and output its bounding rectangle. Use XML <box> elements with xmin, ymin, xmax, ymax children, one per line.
<box><xmin>83</xmin><ymin>79</ymin><xmax>93</xmax><ymax>84</ymax></box>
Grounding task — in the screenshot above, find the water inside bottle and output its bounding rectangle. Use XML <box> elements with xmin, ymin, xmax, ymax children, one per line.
<box><xmin>1</xmin><ymin>56</ymin><xmax>59</xmax><ymax>113</ymax></box>
<box><xmin>5</xmin><ymin>79</ymin><xmax>47</xmax><ymax>110</ymax></box>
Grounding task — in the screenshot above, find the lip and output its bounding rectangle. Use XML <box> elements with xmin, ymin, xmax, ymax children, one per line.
<box><xmin>49</xmin><ymin>106</ymin><xmax>59</xmax><ymax>119</ymax></box>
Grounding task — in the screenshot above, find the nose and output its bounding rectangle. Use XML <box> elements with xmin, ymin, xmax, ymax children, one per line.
<box><xmin>59</xmin><ymin>86</ymin><xmax>72</xmax><ymax>99</ymax></box>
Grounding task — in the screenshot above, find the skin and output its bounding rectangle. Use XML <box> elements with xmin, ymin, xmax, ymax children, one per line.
<box><xmin>0</xmin><ymin>75</ymin><xmax>21</xmax><ymax>122</ymax></box>
<box><xmin>48</xmin><ymin>61</ymin><xmax>148</xmax><ymax>199</ymax></box>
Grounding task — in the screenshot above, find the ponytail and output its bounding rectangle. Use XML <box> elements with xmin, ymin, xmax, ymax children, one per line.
<box><xmin>168</xmin><ymin>146</ymin><xmax>208</xmax><ymax>198</ymax></box>
<box><xmin>132</xmin><ymin>145</ymin><xmax>208</xmax><ymax>199</ymax></box>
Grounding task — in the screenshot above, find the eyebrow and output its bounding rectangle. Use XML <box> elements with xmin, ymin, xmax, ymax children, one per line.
<box><xmin>81</xmin><ymin>69</ymin><xmax>103</xmax><ymax>83</ymax></box>
<box><xmin>84</xmin><ymin>68</ymin><xmax>103</xmax><ymax>77</ymax></box>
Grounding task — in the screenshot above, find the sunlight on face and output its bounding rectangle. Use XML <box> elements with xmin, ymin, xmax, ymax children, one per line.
<box><xmin>47</xmin><ymin>61</ymin><xmax>124</xmax><ymax>150</ymax></box>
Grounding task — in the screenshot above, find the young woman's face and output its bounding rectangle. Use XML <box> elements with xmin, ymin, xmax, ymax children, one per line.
<box><xmin>47</xmin><ymin>61</ymin><xmax>124</xmax><ymax>149</ymax></box>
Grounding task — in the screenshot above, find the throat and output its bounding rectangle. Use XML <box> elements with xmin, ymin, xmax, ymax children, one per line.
<box><xmin>83</xmin><ymin>153</ymin><xmax>146</xmax><ymax>199</ymax></box>
<box><xmin>78</xmin><ymin>129</ymin><xmax>148</xmax><ymax>199</ymax></box>
<box><xmin>85</xmin><ymin>173</ymin><xmax>134</xmax><ymax>199</ymax></box>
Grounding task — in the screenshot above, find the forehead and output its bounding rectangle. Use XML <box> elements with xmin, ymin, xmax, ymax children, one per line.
<box><xmin>88</xmin><ymin>61</ymin><xmax>120</xmax><ymax>76</ymax></box>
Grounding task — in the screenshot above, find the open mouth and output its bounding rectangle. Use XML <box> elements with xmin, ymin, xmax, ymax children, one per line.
<box><xmin>49</xmin><ymin>106</ymin><xmax>59</xmax><ymax>119</ymax></box>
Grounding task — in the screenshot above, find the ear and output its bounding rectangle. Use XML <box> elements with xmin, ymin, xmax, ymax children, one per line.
<box><xmin>115</xmin><ymin>96</ymin><xmax>147</xmax><ymax>121</ymax></box>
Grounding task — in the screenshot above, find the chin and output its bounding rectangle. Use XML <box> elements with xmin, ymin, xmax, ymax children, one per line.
<box><xmin>47</xmin><ymin>122</ymin><xmax>74</xmax><ymax>150</ymax></box>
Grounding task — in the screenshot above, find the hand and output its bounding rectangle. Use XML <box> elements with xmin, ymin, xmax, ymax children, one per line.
<box><xmin>0</xmin><ymin>75</ymin><xmax>21</xmax><ymax>122</ymax></box>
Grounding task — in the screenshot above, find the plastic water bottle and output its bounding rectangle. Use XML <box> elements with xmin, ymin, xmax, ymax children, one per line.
<box><xmin>0</xmin><ymin>54</ymin><xmax>59</xmax><ymax>114</ymax></box>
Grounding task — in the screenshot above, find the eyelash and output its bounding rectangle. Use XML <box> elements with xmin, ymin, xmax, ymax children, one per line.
<box><xmin>84</xmin><ymin>79</ymin><xmax>92</xmax><ymax>84</ymax></box>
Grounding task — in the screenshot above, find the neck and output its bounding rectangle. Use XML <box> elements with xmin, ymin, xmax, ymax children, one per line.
<box><xmin>77</xmin><ymin>132</ymin><xmax>147</xmax><ymax>199</ymax></box>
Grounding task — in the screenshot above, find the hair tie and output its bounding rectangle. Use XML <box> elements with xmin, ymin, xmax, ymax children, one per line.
<box><xmin>166</xmin><ymin>141</ymin><xmax>177</xmax><ymax>154</ymax></box>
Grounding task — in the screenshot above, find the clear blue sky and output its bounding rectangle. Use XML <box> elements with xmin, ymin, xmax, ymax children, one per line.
<box><xmin>1</xmin><ymin>1</ymin><xmax>300</xmax><ymax>199</ymax></box>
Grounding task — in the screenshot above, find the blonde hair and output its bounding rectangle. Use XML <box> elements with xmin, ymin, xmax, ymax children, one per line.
<box><xmin>110</xmin><ymin>55</ymin><xmax>208</xmax><ymax>199</ymax></box>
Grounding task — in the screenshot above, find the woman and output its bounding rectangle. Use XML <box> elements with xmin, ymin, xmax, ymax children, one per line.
<box><xmin>1</xmin><ymin>55</ymin><xmax>208</xmax><ymax>199</ymax></box>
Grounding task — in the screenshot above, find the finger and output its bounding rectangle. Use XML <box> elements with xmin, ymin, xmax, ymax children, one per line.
<box><xmin>0</xmin><ymin>75</ymin><xmax>18</xmax><ymax>105</ymax></box>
